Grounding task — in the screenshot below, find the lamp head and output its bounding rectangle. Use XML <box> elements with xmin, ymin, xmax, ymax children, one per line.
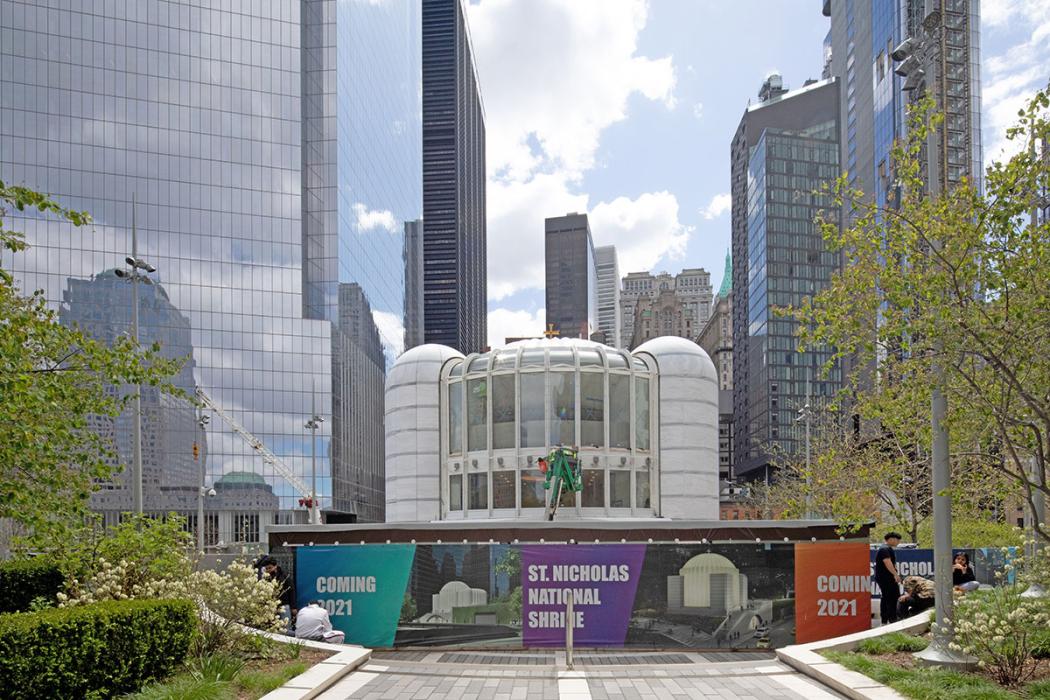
<box><xmin>891</xmin><ymin>37</ymin><xmax>915</xmax><ymax>62</ymax></box>
<box><xmin>894</xmin><ymin>54</ymin><xmax>920</xmax><ymax>77</ymax></box>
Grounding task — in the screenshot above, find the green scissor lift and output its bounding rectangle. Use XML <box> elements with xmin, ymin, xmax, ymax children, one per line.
<box><xmin>538</xmin><ymin>446</ymin><xmax>583</xmax><ymax>521</ymax></box>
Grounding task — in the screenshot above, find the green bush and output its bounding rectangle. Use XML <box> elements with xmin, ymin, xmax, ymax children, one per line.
<box><xmin>0</xmin><ymin>558</ymin><xmax>64</xmax><ymax>613</ymax></box>
<box><xmin>0</xmin><ymin>598</ymin><xmax>196</xmax><ymax>699</ymax></box>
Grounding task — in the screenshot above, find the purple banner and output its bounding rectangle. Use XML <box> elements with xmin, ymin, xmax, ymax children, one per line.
<box><xmin>521</xmin><ymin>544</ymin><xmax>646</xmax><ymax>647</ymax></box>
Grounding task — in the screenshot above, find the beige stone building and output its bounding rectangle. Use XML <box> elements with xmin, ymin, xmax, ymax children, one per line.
<box><xmin>621</xmin><ymin>269</ymin><xmax>712</xmax><ymax>349</ymax></box>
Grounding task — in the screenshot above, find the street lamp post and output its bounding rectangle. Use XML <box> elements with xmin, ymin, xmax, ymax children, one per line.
<box><xmin>304</xmin><ymin>388</ymin><xmax>324</xmax><ymax>525</ymax></box>
<box><xmin>114</xmin><ymin>195</ymin><xmax>156</xmax><ymax>516</ymax></box>
<box><xmin>892</xmin><ymin>8</ymin><xmax>974</xmax><ymax>669</ymax></box>
<box><xmin>796</xmin><ymin>378</ymin><xmax>813</xmax><ymax>519</ymax></box>
<box><xmin>195</xmin><ymin>408</ymin><xmax>212</xmax><ymax>553</ymax></box>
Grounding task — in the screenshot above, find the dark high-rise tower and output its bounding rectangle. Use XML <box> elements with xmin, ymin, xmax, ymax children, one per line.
<box><xmin>422</xmin><ymin>0</ymin><xmax>487</xmax><ymax>353</ymax></box>
<box><xmin>545</xmin><ymin>213</ymin><xmax>598</xmax><ymax>340</ymax></box>
<box><xmin>730</xmin><ymin>76</ymin><xmax>842</xmax><ymax>481</ymax></box>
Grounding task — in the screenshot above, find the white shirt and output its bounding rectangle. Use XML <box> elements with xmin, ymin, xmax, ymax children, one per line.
<box><xmin>295</xmin><ymin>604</ymin><xmax>332</xmax><ymax>640</ymax></box>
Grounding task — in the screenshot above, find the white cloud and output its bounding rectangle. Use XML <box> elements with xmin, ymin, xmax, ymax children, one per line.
<box><xmin>487</xmin><ymin>307</ymin><xmax>546</xmax><ymax>350</ymax></box>
<box><xmin>590</xmin><ymin>191</ymin><xmax>690</xmax><ymax>274</ymax></box>
<box><xmin>351</xmin><ymin>202</ymin><xmax>397</xmax><ymax>234</ymax></box>
<box><xmin>467</xmin><ymin>0</ymin><xmax>682</xmax><ymax>302</ymax></box>
<box><xmin>469</xmin><ymin>0</ymin><xmax>676</xmax><ymax>180</ymax></box>
<box><xmin>981</xmin><ymin>0</ymin><xmax>1050</xmax><ymax>164</ymax></box>
<box><xmin>700</xmin><ymin>192</ymin><xmax>731</xmax><ymax>220</ymax></box>
<box><xmin>486</xmin><ymin>172</ymin><xmax>588</xmax><ymax>301</ymax></box>
<box><xmin>692</xmin><ymin>102</ymin><xmax>704</xmax><ymax>120</ymax></box>
<box><xmin>371</xmin><ymin>310</ymin><xmax>405</xmax><ymax>359</ymax></box>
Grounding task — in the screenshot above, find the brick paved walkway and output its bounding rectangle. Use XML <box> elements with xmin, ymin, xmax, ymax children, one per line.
<box><xmin>316</xmin><ymin>651</ymin><xmax>845</xmax><ymax>700</ymax></box>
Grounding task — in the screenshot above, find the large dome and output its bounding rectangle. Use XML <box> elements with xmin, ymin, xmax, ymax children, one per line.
<box><xmin>385</xmin><ymin>336</ymin><xmax>720</xmax><ymax>523</ymax></box>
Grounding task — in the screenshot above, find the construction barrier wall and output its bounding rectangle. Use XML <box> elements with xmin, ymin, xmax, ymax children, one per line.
<box><xmin>291</xmin><ymin>541</ymin><xmax>875</xmax><ymax>649</ymax></box>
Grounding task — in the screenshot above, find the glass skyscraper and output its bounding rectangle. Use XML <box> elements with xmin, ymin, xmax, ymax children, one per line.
<box><xmin>824</xmin><ymin>0</ymin><xmax>983</xmax><ymax>210</ymax></box>
<box><xmin>0</xmin><ymin>0</ymin><xmax>421</xmax><ymax>530</ymax></box>
<box><xmin>730</xmin><ymin>77</ymin><xmax>842</xmax><ymax>480</ymax></box>
<box><xmin>422</xmin><ymin>0</ymin><xmax>487</xmax><ymax>354</ymax></box>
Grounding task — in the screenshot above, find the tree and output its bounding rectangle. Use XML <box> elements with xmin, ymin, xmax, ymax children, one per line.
<box><xmin>793</xmin><ymin>87</ymin><xmax>1050</xmax><ymax>541</ymax></box>
<box><xmin>0</xmin><ymin>182</ymin><xmax>183</xmax><ymax>545</ymax></box>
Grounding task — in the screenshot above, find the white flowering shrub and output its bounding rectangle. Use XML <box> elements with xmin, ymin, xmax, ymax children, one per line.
<box><xmin>949</xmin><ymin>585</ymin><xmax>1050</xmax><ymax>686</ymax></box>
<box><xmin>59</xmin><ymin>558</ymin><xmax>283</xmax><ymax>655</ymax></box>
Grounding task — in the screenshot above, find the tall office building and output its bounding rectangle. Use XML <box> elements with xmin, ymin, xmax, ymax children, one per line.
<box><xmin>594</xmin><ymin>245</ymin><xmax>622</xmax><ymax>347</ymax></box>
<box><xmin>331</xmin><ymin>283</ymin><xmax>386</xmax><ymax>522</ymax></box>
<box><xmin>730</xmin><ymin>75</ymin><xmax>842</xmax><ymax>481</ymax></box>
<box><xmin>422</xmin><ymin>0</ymin><xmax>487</xmax><ymax>354</ymax></box>
<box><xmin>545</xmin><ymin>213</ymin><xmax>598</xmax><ymax>340</ymax></box>
<box><xmin>306</xmin><ymin>0</ymin><xmax>423</xmax><ymax>521</ymax></box>
<box><xmin>824</xmin><ymin>0</ymin><xmax>982</xmax><ymax>211</ymax></box>
<box><xmin>403</xmin><ymin>219</ymin><xmax>425</xmax><ymax>352</ymax></box>
<box><xmin>620</xmin><ymin>269</ymin><xmax>712</xmax><ymax>349</ymax></box>
<box><xmin>697</xmin><ymin>252</ymin><xmax>734</xmax><ymax>484</ymax></box>
<box><xmin>60</xmin><ymin>272</ymin><xmax>200</xmax><ymax>514</ymax></box>
<box><xmin>1</xmin><ymin>0</ymin><xmax>421</xmax><ymax>530</ymax></box>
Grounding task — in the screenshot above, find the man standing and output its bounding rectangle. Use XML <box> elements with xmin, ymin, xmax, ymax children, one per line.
<box><xmin>874</xmin><ymin>532</ymin><xmax>903</xmax><ymax>625</ymax></box>
<box><xmin>261</xmin><ymin>557</ymin><xmax>296</xmax><ymax>633</ymax></box>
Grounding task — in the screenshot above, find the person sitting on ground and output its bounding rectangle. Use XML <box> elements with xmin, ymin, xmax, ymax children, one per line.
<box><xmin>952</xmin><ymin>552</ymin><xmax>979</xmax><ymax>593</ymax></box>
<box><xmin>897</xmin><ymin>575</ymin><xmax>936</xmax><ymax>618</ymax></box>
<box><xmin>295</xmin><ymin>600</ymin><xmax>345</xmax><ymax>644</ymax></box>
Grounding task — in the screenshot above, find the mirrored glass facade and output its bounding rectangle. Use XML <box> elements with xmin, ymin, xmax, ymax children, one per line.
<box><xmin>731</xmin><ymin>78</ymin><xmax>842</xmax><ymax>480</ymax></box>
<box><xmin>1</xmin><ymin>0</ymin><xmax>422</xmax><ymax>531</ymax></box>
<box><xmin>421</xmin><ymin>0</ymin><xmax>487</xmax><ymax>354</ymax></box>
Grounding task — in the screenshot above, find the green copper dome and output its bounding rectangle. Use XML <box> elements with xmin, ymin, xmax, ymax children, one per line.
<box><xmin>214</xmin><ymin>471</ymin><xmax>267</xmax><ymax>487</ymax></box>
<box><xmin>717</xmin><ymin>250</ymin><xmax>732</xmax><ymax>299</ymax></box>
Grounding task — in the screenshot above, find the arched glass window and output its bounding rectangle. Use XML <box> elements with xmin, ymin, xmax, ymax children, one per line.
<box><xmin>549</xmin><ymin>372</ymin><xmax>575</xmax><ymax>446</ymax></box>
<box><xmin>448</xmin><ymin>381</ymin><xmax>463</xmax><ymax>455</ymax></box>
<box><xmin>608</xmin><ymin>374</ymin><xmax>631</xmax><ymax>449</ymax></box>
<box><xmin>520</xmin><ymin>373</ymin><xmax>545</xmax><ymax>448</ymax></box>
<box><xmin>467</xmin><ymin>378</ymin><xmax>487</xmax><ymax>451</ymax></box>
<box><xmin>580</xmin><ymin>372</ymin><xmax>604</xmax><ymax>447</ymax></box>
<box><xmin>635</xmin><ymin>376</ymin><xmax>650</xmax><ymax>451</ymax></box>
<box><xmin>491</xmin><ymin>374</ymin><xmax>515</xmax><ymax>449</ymax></box>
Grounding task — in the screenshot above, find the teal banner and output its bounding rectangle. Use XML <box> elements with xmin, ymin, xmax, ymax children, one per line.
<box><xmin>295</xmin><ymin>544</ymin><xmax>416</xmax><ymax>647</ymax></box>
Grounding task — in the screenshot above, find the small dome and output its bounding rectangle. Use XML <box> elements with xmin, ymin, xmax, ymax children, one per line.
<box><xmin>439</xmin><ymin>580</ymin><xmax>470</xmax><ymax>594</ymax></box>
<box><xmin>635</xmin><ymin>336</ymin><xmax>717</xmax><ymax>383</ymax></box>
<box><xmin>214</xmin><ymin>471</ymin><xmax>269</xmax><ymax>489</ymax></box>
<box><xmin>681</xmin><ymin>552</ymin><xmax>738</xmax><ymax>573</ymax></box>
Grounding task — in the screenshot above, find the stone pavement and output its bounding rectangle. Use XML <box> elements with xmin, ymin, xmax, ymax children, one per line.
<box><xmin>316</xmin><ymin>650</ymin><xmax>846</xmax><ymax>700</ymax></box>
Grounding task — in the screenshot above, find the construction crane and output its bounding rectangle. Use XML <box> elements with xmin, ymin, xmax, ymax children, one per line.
<box><xmin>538</xmin><ymin>446</ymin><xmax>583</xmax><ymax>521</ymax></box>
<box><xmin>194</xmin><ymin>386</ymin><xmax>318</xmax><ymax>522</ymax></box>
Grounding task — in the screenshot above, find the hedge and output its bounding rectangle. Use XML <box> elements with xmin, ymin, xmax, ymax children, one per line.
<box><xmin>0</xmin><ymin>559</ymin><xmax>65</xmax><ymax>613</ymax></box>
<box><xmin>0</xmin><ymin>598</ymin><xmax>197</xmax><ymax>699</ymax></box>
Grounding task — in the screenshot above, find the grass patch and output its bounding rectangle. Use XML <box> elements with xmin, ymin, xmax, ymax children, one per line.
<box><xmin>824</xmin><ymin>650</ymin><xmax>1017</xmax><ymax>700</ymax></box>
<box><xmin>856</xmin><ymin>632</ymin><xmax>929</xmax><ymax>655</ymax></box>
<box><xmin>125</xmin><ymin>675</ymin><xmax>231</xmax><ymax>700</ymax></box>
<box><xmin>124</xmin><ymin>650</ymin><xmax>317</xmax><ymax>700</ymax></box>
<box><xmin>235</xmin><ymin>661</ymin><xmax>309</xmax><ymax>696</ymax></box>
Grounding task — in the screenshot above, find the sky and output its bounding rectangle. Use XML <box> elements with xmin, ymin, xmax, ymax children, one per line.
<box><xmin>464</xmin><ymin>0</ymin><xmax>1050</xmax><ymax>349</ymax></box>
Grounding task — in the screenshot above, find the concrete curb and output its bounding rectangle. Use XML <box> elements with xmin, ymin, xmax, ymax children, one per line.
<box><xmin>259</xmin><ymin>646</ymin><xmax>372</xmax><ymax>700</ymax></box>
<box><xmin>776</xmin><ymin>614</ymin><xmax>931</xmax><ymax>700</ymax></box>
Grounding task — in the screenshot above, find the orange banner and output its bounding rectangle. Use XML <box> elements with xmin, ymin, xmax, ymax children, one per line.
<box><xmin>794</xmin><ymin>542</ymin><xmax>871</xmax><ymax>643</ymax></box>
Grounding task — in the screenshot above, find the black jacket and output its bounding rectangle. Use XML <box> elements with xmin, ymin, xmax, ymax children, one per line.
<box><xmin>267</xmin><ymin>566</ymin><xmax>295</xmax><ymax>608</ymax></box>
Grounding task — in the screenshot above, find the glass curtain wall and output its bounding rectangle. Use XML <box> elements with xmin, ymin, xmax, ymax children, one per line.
<box><xmin>443</xmin><ymin>343</ymin><xmax>655</xmax><ymax>517</ymax></box>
